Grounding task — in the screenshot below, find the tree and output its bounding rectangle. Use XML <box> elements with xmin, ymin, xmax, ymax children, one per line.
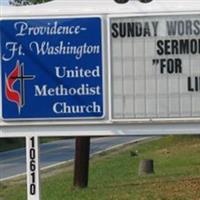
<box><xmin>9</xmin><ymin>0</ymin><xmax>52</xmax><ymax>6</ymax></box>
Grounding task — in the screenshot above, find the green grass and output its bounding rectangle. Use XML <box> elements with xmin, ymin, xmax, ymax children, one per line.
<box><xmin>0</xmin><ymin>137</ymin><xmax>68</xmax><ymax>152</ymax></box>
<box><xmin>1</xmin><ymin>136</ymin><xmax>200</xmax><ymax>200</ymax></box>
<box><xmin>0</xmin><ymin>138</ymin><xmax>25</xmax><ymax>152</ymax></box>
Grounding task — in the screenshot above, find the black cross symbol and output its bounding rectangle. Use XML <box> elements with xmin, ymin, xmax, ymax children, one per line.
<box><xmin>11</xmin><ymin>63</ymin><xmax>35</xmax><ymax>107</ymax></box>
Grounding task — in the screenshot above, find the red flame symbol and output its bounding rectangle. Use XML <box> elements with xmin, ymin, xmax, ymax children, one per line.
<box><xmin>5</xmin><ymin>61</ymin><xmax>21</xmax><ymax>111</ymax></box>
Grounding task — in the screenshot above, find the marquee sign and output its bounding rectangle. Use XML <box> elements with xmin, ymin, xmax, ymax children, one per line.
<box><xmin>1</xmin><ymin>17</ymin><xmax>104</xmax><ymax>120</ymax></box>
<box><xmin>109</xmin><ymin>14</ymin><xmax>200</xmax><ymax>120</ymax></box>
<box><xmin>1</xmin><ymin>14</ymin><xmax>200</xmax><ymax>124</ymax></box>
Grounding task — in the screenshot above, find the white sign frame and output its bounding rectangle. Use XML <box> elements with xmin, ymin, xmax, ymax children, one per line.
<box><xmin>1</xmin><ymin>12</ymin><xmax>200</xmax><ymax>138</ymax></box>
<box><xmin>1</xmin><ymin>121</ymin><xmax>200</xmax><ymax>138</ymax></box>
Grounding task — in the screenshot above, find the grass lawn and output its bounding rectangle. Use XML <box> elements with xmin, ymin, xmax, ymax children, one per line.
<box><xmin>0</xmin><ymin>137</ymin><xmax>68</xmax><ymax>152</ymax></box>
<box><xmin>0</xmin><ymin>138</ymin><xmax>25</xmax><ymax>152</ymax></box>
<box><xmin>1</xmin><ymin>136</ymin><xmax>200</xmax><ymax>200</ymax></box>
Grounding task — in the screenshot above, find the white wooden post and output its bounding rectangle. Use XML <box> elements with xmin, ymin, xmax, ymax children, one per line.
<box><xmin>26</xmin><ymin>136</ymin><xmax>40</xmax><ymax>200</ymax></box>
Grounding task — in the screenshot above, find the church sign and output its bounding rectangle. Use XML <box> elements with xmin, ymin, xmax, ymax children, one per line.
<box><xmin>1</xmin><ymin>14</ymin><xmax>200</xmax><ymax>122</ymax></box>
<box><xmin>1</xmin><ymin>17</ymin><xmax>104</xmax><ymax>120</ymax></box>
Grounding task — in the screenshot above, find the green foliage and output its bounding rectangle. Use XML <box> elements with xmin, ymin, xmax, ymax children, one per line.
<box><xmin>0</xmin><ymin>137</ymin><xmax>65</xmax><ymax>152</ymax></box>
<box><xmin>0</xmin><ymin>138</ymin><xmax>25</xmax><ymax>152</ymax></box>
<box><xmin>9</xmin><ymin>0</ymin><xmax>52</xmax><ymax>6</ymax></box>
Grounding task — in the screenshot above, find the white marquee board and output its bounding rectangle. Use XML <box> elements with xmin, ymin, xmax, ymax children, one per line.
<box><xmin>1</xmin><ymin>13</ymin><xmax>200</xmax><ymax>137</ymax></box>
<box><xmin>109</xmin><ymin>14</ymin><xmax>200</xmax><ymax>121</ymax></box>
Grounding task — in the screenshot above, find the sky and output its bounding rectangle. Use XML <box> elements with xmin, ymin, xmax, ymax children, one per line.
<box><xmin>0</xmin><ymin>0</ymin><xmax>9</xmax><ymax>6</ymax></box>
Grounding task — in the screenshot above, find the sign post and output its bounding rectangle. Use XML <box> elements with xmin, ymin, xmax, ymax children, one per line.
<box><xmin>74</xmin><ymin>137</ymin><xmax>90</xmax><ymax>188</ymax></box>
<box><xmin>26</xmin><ymin>136</ymin><xmax>40</xmax><ymax>200</ymax></box>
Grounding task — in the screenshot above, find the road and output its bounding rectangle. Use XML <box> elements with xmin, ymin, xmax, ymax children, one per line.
<box><xmin>0</xmin><ymin>136</ymin><xmax>146</xmax><ymax>180</ymax></box>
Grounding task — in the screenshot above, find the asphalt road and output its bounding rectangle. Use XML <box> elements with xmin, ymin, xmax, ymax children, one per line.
<box><xmin>0</xmin><ymin>136</ymin><xmax>145</xmax><ymax>180</ymax></box>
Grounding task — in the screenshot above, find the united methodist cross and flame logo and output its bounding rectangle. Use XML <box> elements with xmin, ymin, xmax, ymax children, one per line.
<box><xmin>5</xmin><ymin>61</ymin><xmax>35</xmax><ymax>114</ymax></box>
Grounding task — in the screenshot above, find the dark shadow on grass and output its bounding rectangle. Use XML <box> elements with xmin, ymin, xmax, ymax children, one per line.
<box><xmin>88</xmin><ymin>176</ymin><xmax>200</xmax><ymax>191</ymax></box>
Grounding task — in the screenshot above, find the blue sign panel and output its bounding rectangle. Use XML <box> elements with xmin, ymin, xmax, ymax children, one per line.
<box><xmin>0</xmin><ymin>17</ymin><xmax>104</xmax><ymax>120</ymax></box>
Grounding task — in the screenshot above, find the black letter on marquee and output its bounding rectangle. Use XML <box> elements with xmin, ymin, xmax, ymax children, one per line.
<box><xmin>112</xmin><ymin>23</ymin><xmax>119</xmax><ymax>38</ymax></box>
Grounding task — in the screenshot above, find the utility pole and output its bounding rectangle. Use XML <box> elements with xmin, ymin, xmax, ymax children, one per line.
<box><xmin>74</xmin><ymin>136</ymin><xmax>90</xmax><ymax>188</ymax></box>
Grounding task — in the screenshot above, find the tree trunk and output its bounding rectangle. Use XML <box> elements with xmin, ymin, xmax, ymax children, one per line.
<box><xmin>74</xmin><ymin>137</ymin><xmax>90</xmax><ymax>188</ymax></box>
